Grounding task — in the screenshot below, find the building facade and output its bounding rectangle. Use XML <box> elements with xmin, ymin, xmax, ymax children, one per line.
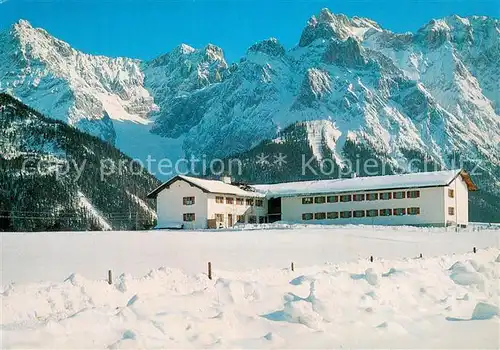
<box><xmin>148</xmin><ymin>175</ymin><xmax>266</xmax><ymax>229</ymax></box>
<box><xmin>148</xmin><ymin>170</ymin><xmax>477</xmax><ymax>229</ymax></box>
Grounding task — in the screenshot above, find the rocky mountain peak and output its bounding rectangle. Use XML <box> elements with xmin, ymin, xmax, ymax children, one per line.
<box><xmin>323</xmin><ymin>37</ymin><xmax>366</xmax><ymax>67</ymax></box>
<box><xmin>248</xmin><ymin>38</ymin><xmax>285</xmax><ymax>57</ymax></box>
<box><xmin>416</xmin><ymin>19</ymin><xmax>452</xmax><ymax>48</ymax></box>
<box><xmin>299</xmin><ymin>8</ymin><xmax>381</xmax><ymax>46</ymax></box>
<box><xmin>203</xmin><ymin>43</ymin><xmax>226</xmax><ymax>62</ymax></box>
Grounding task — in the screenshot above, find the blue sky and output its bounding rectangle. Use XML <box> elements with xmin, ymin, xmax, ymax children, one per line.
<box><xmin>0</xmin><ymin>0</ymin><xmax>498</xmax><ymax>63</ymax></box>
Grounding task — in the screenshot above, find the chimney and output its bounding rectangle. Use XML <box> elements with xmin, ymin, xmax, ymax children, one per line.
<box><xmin>221</xmin><ymin>176</ymin><xmax>232</xmax><ymax>184</ymax></box>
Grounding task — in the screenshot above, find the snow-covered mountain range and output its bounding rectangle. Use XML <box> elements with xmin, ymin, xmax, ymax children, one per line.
<box><xmin>1</xmin><ymin>9</ymin><xmax>499</xmax><ymax>220</ymax></box>
<box><xmin>1</xmin><ymin>11</ymin><xmax>498</xmax><ymax>164</ymax></box>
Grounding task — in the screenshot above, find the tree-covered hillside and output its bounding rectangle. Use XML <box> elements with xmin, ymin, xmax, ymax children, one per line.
<box><xmin>0</xmin><ymin>93</ymin><xmax>161</xmax><ymax>232</ymax></box>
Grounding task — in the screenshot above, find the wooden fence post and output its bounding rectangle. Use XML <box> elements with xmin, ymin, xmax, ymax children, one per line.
<box><xmin>291</xmin><ymin>262</ymin><xmax>294</xmax><ymax>272</ymax></box>
<box><xmin>473</xmin><ymin>247</ymin><xmax>477</xmax><ymax>254</ymax></box>
<box><xmin>108</xmin><ymin>270</ymin><xmax>112</xmax><ymax>285</ymax></box>
<box><xmin>208</xmin><ymin>262</ymin><xmax>212</xmax><ymax>280</ymax></box>
<box><xmin>370</xmin><ymin>256</ymin><xmax>374</xmax><ymax>262</ymax></box>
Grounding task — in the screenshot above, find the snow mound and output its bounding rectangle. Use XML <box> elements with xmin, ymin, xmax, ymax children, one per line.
<box><xmin>1</xmin><ymin>231</ymin><xmax>499</xmax><ymax>349</ymax></box>
<box><xmin>448</xmin><ymin>260</ymin><xmax>484</xmax><ymax>286</ymax></box>
<box><xmin>471</xmin><ymin>302</ymin><xmax>499</xmax><ymax>320</ymax></box>
<box><xmin>351</xmin><ymin>268</ymin><xmax>379</xmax><ymax>286</ymax></box>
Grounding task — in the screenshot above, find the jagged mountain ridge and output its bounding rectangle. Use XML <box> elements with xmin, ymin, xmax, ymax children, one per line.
<box><xmin>0</xmin><ymin>9</ymin><xmax>499</xmax><ymax>222</ymax></box>
<box><xmin>1</xmin><ymin>12</ymin><xmax>498</xmax><ymax>163</ymax></box>
<box><xmin>0</xmin><ymin>93</ymin><xmax>160</xmax><ymax>231</ymax></box>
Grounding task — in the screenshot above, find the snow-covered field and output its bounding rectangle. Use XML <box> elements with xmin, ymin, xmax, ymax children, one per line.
<box><xmin>1</xmin><ymin>225</ymin><xmax>499</xmax><ymax>348</ymax></box>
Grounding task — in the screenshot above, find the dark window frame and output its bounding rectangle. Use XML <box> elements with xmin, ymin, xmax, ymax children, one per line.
<box><xmin>302</xmin><ymin>213</ymin><xmax>314</xmax><ymax>220</ymax></box>
<box><xmin>183</xmin><ymin>196</ymin><xmax>195</xmax><ymax>205</ymax></box>
<box><xmin>393</xmin><ymin>208</ymin><xmax>406</xmax><ymax>216</ymax></box>
<box><xmin>353</xmin><ymin>210</ymin><xmax>365</xmax><ymax>218</ymax></box>
<box><xmin>314</xmin><ymin>212</ymin><xmax>326</xmax><ymax>220</ymax></box>
<box><xmin>340</xmin><ymin>195</ymin><xmax>352</xmax><ymax>202</ymax></box>
<box><xmin>340</xmin><ymin>210</ymin><xmax>352</xmax><ymax>218</ymax></box>
<box><xmin>380</xmin><ymin>209</ymin><xmax>392</xmax><ymax>216</ymax></box>
<box><xmin>327</xmin><ymin>212</ymin><xmax>339</xmax><ymax>219</ymax></box>
<box><xmin>407</xmin><ymin>190</ymin><xmax>420</xmax><ymax>199</ymax></box>
<box><xmin>314</xmin><ymin>196</ymin><xmax>326</xmax><ymax>204</ymax></box>
<box><xmin>407</xmin><ymin>207</ymin><xmax>420</xmax><ymax>215</ymax></box>
<box><xmin>327</xmin><ymin>195</ymin><xmax>339</xmax><ymax>203</ymax></box>
<box><xmin>353</xmin><ymin>194</ymin><xmax>365</xmax><ymax>202</ymax></box>
<box><xmin>302</xmin><ymin>197</ymin><xmax>314</xmax><ymax>205</ymax></box>
<box><xmin>183</xmin><ymin>213</ymin><xmax>196</xmax><ymax>222</ymax></box>
<box><xmin>393</xmin><ymin>191</ymin><xmax>406</xmax><ymax>199</ymax></box>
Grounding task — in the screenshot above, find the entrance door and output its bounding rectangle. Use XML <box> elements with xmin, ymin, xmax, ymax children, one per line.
<box><xmin>268</xmin><ymin>197</ymin><xmax>282</xmax><ymax>222</ymax></box>
<box><xmin>228</xmin><ymin>214</ymin><xmax>233</xmax><ymax>227</ymax></box>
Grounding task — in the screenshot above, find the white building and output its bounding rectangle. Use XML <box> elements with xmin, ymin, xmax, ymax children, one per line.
<box><xmin>147</xmin><ymin>175</ymin><xmax>267</xmax><ymax>229</ymax></box>
<box><xmin>148</xmin><ymin>170</ymin><xmax>477</xmax><ymax>229</ymax></box>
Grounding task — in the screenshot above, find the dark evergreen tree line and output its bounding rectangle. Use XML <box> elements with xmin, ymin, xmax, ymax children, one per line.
<box><xmin>0</xmin><ymin>93</ymin><xmax>161</xmax><ymax>232</ymax></box>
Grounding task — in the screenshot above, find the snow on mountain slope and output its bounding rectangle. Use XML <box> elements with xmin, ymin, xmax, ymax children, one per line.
<box><xmin>0</xmin><ymin>20</ymin><xmax>177</xmax><ymax>163</ymax></box>
<box><xmin>0</xmin><ymin>10</ymin><xmax>498</xmax><ymax>183</ymax></box>
<box><xmin>163</xmin><ymin>9</ymin><xmax>499</xmax><ymax>168</ymax></box>
<box><xmin>0</xmin><ymin>93</ymin><xmax>160</xmax><ymax>232</ymax></box>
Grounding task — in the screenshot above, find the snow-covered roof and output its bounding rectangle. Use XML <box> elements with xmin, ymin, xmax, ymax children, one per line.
<box><xmin>252</xmin><ymin>170</ymin><xmax>476</xmax><ymax>198</ymax></box>
<box><xmin>148</xmin><ymin>175</ymin><xmax>265</xmax><ymax>198</ymax></box>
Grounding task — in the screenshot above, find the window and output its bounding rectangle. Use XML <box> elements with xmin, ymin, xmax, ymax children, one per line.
<box><xmin>183</xmin><ymin>196</ymin><xmax>195</xmax><ymax>205</ymax></box>
<box><xmin>393</xmin><ymin>208</ymin><xmax>406</xmax><ymax>216</ymax></box>
<box><xmin>448</xmin><ymin>189</ymin><xmax>455</xmax><ymax>198</ymax></box>
<box><xmin>248</xmin><ymin>215</ymin><xmax>257</xmax><ymax>223</ymax></box>
<box><xmin>237</xmin><ymin>215</ymin><xmax>245</xmax><ymax>223</ymax></box>
<box><xmin>448</xmin><ymin>207</ymin><xmax>455</xmax><ymax>215</ymax></box>
<box><xmin>327</xmin><ymin>195</ymin><xmax>338</xmax><ymax>203</ymax></box>
<box><xmin>315</xmin><ymin>212</ymin><xmax>326</xmax><ymax>220</ymax></box>
<box><xmin>327</xmin><ymin>212</ymin><xmax>338</xmax><ymax>219</ymax></box>
<box><xmin>340</xmin><ymin>195</ymin><xmax>352</xmax><ymax>202</ymax></box>
<box><xmin>216</xmin><ymin>196</ymin><xmax>224</xmax><ymax>204</ymax></box>
<box><xmin>302</xmin><ymin>197</ymin><xmax>314</xmax><ymax>204</ymax></box>
<box><xmin>366</xmin><ymin>193</ymin><xmax>378</xmax><ymax>201</ymax></box>
<box><xmin>353</xmin><ymin>210</ymin><xmax>365</xmax><ymax>218</ymax></box>
<box><xmin>380</xmin><ymin>209</ymin><xmax>392</xmax><ymax>216</ymax></box>
<box><xmin>366</xmin><ymin>209</ymin><xmax>378</xmax><ymax>217</ymax></box>
<box><xmin>408</xmin><ymin>207</ymin><xmax>420</xmax><ymax>215</ymax></box>
<box><xmin>380</xmin><ymin>192</ymin><xmax>392</xmax><ymax>200</ymax></box>
<box><xmin>246</xmin><ymin>198</ymin><xmax>254</xmax><ymax>206</ymax></box>
<box><xmin>314</xmin><ymin>196</ymin><xmax>326</xmax><ymax>204</ymax></box>
<box><xmin>407</xmin><ymin>190</ymin><xmax>420</xmax><ymax>198</ymax></box>
<box><xmin>236</xmin><ymin>198</ymin><xmax>244</xmax><ymax>205</ymax></box>
<box><xmin>226</xmin><ymin>197</ymin><xmax>234</xmax><ymax>204</ymax></box>
<box><xmin>340</xmin><ymin>211</ymin><xmax>352</xmax><ymax>218</ymax></box>
<box><xmin>393</xmin><ymin>191</ymin><xmax>406</xmax><ymax>199</ymax></box>
<box><xmin>183</xmin><ymin>213</ymin><xmax>196</xmax><ymax>222</ymax></box>
<box><xmin>215</xmin><ymin>213</ymin><xmax>224</xmax><ymax>222</ymax></box>
<box><xmin>255</xmin><ymin>199</ymin><xmax>263</xmax><ymax>207</ymax></box>
<box><xmin>302</xmin><ymin>213</ymin><xmax>314</xmax><ymax>220</ymax></box>
<box><xmin>353</xmin><ymin>194</ymin><xmax>365</xmax><ymax>201</ymax></box>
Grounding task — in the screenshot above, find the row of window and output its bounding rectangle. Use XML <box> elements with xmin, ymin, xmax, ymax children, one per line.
<box><xmin>302</xmin><ymin>190</ymin><xmax>422</xmax><ymax>205</ymax></box>
<box><xmin>183</xmin><ymin>213</ymin><xmax>266</xmax><ymax>224</ymax></box>
<box><xmin>301</xmin><ymin>207</ymin><xmax>422</xmax><ymax>220</ymax></box>
<box><xmin>215</xmin><ymin>196</ymin><xmax>263</xmax><ymax>207</ymax></box>
<box><xmin>183</xmin><ymin>196</ymin><xmax>263</xmax><ymax>206</ymax></box>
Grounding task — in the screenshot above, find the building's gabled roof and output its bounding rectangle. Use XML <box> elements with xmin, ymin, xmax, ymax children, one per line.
<box><xmin>252</xmin><ymin>169</ymin><xmax>477</xmax><ymax>198</ymax></box>
<box><xmin>147</xmin><ymin>175</ymin><xmax>265</xmax><ymax>199</ymax></box>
